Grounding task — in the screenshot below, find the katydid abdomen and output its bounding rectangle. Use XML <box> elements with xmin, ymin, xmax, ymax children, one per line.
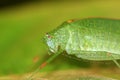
<box><xmin>65</xmin><ymin>18</ymin><xmax>120</xmax><ymax>60</ymax></box>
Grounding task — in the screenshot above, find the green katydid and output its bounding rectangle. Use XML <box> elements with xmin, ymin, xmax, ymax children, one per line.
<box><xmin>27</xmin><ymin>18</ymin><xmax>120</xmax><ymax>80</ymax></box>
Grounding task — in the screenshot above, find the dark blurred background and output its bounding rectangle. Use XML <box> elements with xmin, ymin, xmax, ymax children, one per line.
<box><xmin>0</xmin><ymin>0</ymin><xmax>120</xmax><ymax>78</ymax></box>
<box><xmin>0</xmin><ymin>0</ymin><xmax>89</xmax><ymax>8</ymax></box>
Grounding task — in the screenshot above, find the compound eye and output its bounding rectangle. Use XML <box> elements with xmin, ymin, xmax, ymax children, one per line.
<box><xmin>46</xmin><ymin>33</ymin><xmax>52</xmax><ymax>38</ymax></box>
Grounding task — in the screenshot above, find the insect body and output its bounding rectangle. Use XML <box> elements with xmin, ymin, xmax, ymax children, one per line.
<box><xmin>44</xmin><ymin>18</ymin><xmax>120</xmax><ymax>67</ymax></box>
<box><xmin>27</xmin><ymin>18</ymin><xmax>120</xmax><ymax>80</ymax></box>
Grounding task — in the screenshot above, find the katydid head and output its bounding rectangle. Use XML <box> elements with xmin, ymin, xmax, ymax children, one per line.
<box><xmin>44</xmin><ymin>22</ymin><xmax>70</xmax><ymax>54</ymax></box>
<box><xmin>44</xmin><ymin>33</ymin><xmax>58</xmax><ymax>53</ymax></box>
